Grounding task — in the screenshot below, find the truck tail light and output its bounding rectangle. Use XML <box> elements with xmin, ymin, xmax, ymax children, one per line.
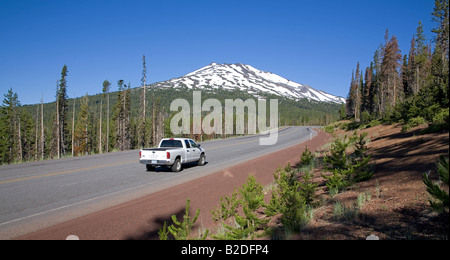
<box><xmin>167</xmin><ymin>152</ymin><xmax>170</xmax><ymax>159</ymax></box>
<box><xmin>139</xmin><ymin>151</ymin><xmax>141</xmax><ymax>158</ymax></box>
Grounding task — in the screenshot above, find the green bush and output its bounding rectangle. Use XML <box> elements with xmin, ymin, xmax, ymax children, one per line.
<box><xmin>323</xmin><ymin>136</ymin><xmax>350</xmax><ymax>171</ymax></box>
<box><xmin>212</xmin><ymin>176</ymin><xmax>268</xmax><ymax>240</ymax></box>
<box><xmin>323</xmin><ymin>124</ymin><xmax>335</xmax><ymax>134</ymax></box>
<box><xmin>299</xmin><ymin>146</ymin><xmax>315</xmax><ymax>169</ymax></box>
<box><xmin>432</xmin><ymin>108</ymin><xmax>449</xmax><ymax>125</ymax></box>
<box><xmin>422</xmin><ymin>108</ymin><xmax>450</xmax><ymax>133</ymax></box>
<box><xmin>360</xmin><ymin>111</ymin><xmax>371</xmax><ymax>125</ymax></box>
<box><xmin>402</xmin><ymin>116</ymin><xmax>427</xmax><ymax>132</ymax></box>
<box><xmin>266</xmin><ymin>166</ymin><xmax>308</xmax><ymax>232</ymax></box>
<box><xmin>298</xmin><ymin>170</ymin><xmax>318</xmax><ymax>206</ymax></box>
<box><xmin>211</xmin><ymin>190</ymin><xmax>239</xmax><ymax>222</ymax></box>
<box><xmin>160</xmin><ymin>199</ymin><xmax>209</xmax><ymax>240</ymax></box>
<box><xmin>423</xmin><ymin>156</ymin><xmax>449</xmax><ymax>213</ymax></box>
<box><xmin>322</xmin><ymin>134</ymin><xmax>373</xmax><ymax>193</ymax></box>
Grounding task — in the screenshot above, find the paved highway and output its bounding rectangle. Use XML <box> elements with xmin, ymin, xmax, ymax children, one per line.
<box><xmin>0</xmin><ymin>126</ymin><xmax>316</xmax><ymax>239</ymax></box>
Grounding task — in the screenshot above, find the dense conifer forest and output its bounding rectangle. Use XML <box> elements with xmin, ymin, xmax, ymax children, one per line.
<box><xmin>344</xmin><ymin>0</ymin><xmax>448</xmax><ymax>130</ymax></box>
<box><xmin>0</xmin><ymin>77</ymin><xmax>340</xmax><ymax>164</ymax></box>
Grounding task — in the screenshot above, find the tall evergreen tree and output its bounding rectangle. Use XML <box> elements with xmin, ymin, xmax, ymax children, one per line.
<box><xmin>0</xmin><ymin>89</ymin><xmax>19</xmax><ymax>164</ymax></box>
<box><xmin>346</xmin><ymin>70</ymin><xmax>356</xmax><ymax>119</ymax></box>
<box><xmin>102</xmin><ymin>80</ymin><xmax>111</xmax><ymax>153</ymax></box>
<box><xmin>431</xmin><ymin>0</ymin><xmax>449</xmax><ymax>76</ymax></box>
<box><xmin>406</xmin><ymin>37</ymin><xmax>417</xmax><ymax>96</ymax></box>
<box><xmin>74</xmin><ymin>94</ymin><xmax>89</xmax><ymax>156</ymax></box>
<box><xmin>56</xmin><ymin>65</ymin><xmax>69</xmax><ymax>157</ymax></box>
<box><xmin>139</xmin><ymin>55</ymin><xmax>147</xmax><ymax>148</ymax></box>
<box><xmin>414</xmin><ymin>21</ymin><xmax>431</xmax><ymax>94</ymax></box>
<box><xmin>363</xmin><ymin>65</ymin><xmax>373</xmax><ymax>114</ymax></box>
<box><xmin>380</xmin><ymin>35</ymin><xmax>402</xmax><ymax>113</ymax></box>
<box><xmin>346</xmin><ymin>63</ymin><xmax>362</xmax><ymax>120</ymax></box>
<box><xmin>114</xmin><ymin>80</ymin><xmax>131</xmax><ymax>151</ymax></box>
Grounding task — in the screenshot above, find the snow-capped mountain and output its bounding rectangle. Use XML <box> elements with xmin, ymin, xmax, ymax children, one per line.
<box><xmin>154</xmin><ymin>63</ymin><xmax>345</xmax><ymax>103</ymax></box>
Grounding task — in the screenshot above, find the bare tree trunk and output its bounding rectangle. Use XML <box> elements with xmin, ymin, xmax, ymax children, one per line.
<box><xmin>106</xmin><ymin>92</ymin><xmax>109</xmax><ymax>153</ymax></box>
<box><xmin>56</xmin><ymin>97</ymin><xmax>60</xmax><ymax>159</ymax></box>
<box><xmin>35</xmin><ymin>106</ymin><xmax>39</xmax><ymax>161</ymax></box>
<box><xmin>142</xmin><ymin>55</ymin><xmax>146</xmax><ymax>148</ymax></box>
<box><xmin>18</xmin><ymin>117</ymin><xmax>22</xmax><ymax>162</ymax></box>
<box><xmin>72</xmin><ymin>99</ymin><xmax>75</xmax><ymax>157</ymax></box>
<box><xmin>152</xmin><ymin>88</ymin><xmax>156</xmax><ymax>146</ymax></box>
<box><xmin>99</xmin><ymin>100</ymin><xmax>102</xmax><ymax>153</ymax></box>
<box><xmin>41</xmin><ymin>95</ymin><xmax>44</xmax><ymax>160</ymax></box>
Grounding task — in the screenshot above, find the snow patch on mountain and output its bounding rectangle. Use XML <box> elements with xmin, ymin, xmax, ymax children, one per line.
<box><xmin>154</xmin><ymin>63</ymin><xmax>345</xmax><ymax>104</ymax></box>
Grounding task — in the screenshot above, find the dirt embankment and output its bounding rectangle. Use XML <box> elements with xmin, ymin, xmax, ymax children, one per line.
<box><xmin>293</xmin><ymin>123</ymin><xmax>449</xmax><ymax>240</ymax></box>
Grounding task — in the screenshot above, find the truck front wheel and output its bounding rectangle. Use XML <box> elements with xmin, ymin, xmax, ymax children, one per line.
<box><xmin>171</xmin><ymin>158</ymin><xmax>182</xmax><ymax>172</ymax></box>
<box><xmin>198</xmin><ymin>154</ymin><xmax>206</xmax><ymax>166</ymax></box>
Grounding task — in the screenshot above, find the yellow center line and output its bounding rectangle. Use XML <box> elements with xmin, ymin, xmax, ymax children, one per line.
<box><xmin>0</xmin><ymin>160</ymin><xmax>136</xmax><ymax>185</ymax></box>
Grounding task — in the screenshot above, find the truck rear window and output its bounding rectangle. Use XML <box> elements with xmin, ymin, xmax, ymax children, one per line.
<box><xmin>160</xmin><ymin>140</ymin><xmax>183</xmax><ymax>148</ymax></box>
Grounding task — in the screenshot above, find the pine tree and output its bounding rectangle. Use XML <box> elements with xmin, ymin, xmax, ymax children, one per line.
<box><xmin>381</xmin><ymin>35</ymin><xmax>402</xmax><ymax>114</ymax></box>
<box><xmin>0</xmin><ymin>89</ymin><xmax>19</xmax><ymax>164</ymax></box>
<box><xmin>74</xmin><ymin>94</ymin><xmax>89</xmax><ymax>156</ymax></box>
<box><xmin>406</xmin><ymin>37</ymin><xmax>417</xmax><ymax>96</ymax></box>
<box><xmin>102</xmin><ymin>80</ymin><xmax>111</xmax><ymax>153</ymax></box>
<box><xmin>346</xmin><ymin>62</ymin><xmax>362</xmax><ymax>120</ymax></box>
<box><xmin>56</xmin><ymin>65</ymin><xmax>69</xmax><ymax>157</ymax></box>
<box><xmin>346</xmin><ymin>70</ymin><xmax>356</xmax><ymax>119</ymax></box>
<box><xmin>114</xmin><ymin>80</ymin><xmax>131</xmax><ymax>151</ymax></box>
<box><xmin>431</xmin><ymin>0</ymin><xmax>449</xmax><ymax>68</ymax></box>
<box><xmin>362</xmin><ymin>66</ymin><xmax>373</xmax><ymax>114</ymax></box>
<box><xmin>423</xmin><ymin>156</ymin><xmax>449</xmax><ymax>212</ymax></box>
<box><xmin>18</xmin><ymin>109</ymin><xmax>35</xmax><ymax>162</ymax></box>
<box><xmin>371</xmin><ymin>44</ymin><xmax>384</xmax><ymax>118</ymax></box>
<box><xmin>414</xmin><ymin>21</ymin><xmax>431</xmax><ymax>94</ymax></box>
<box><xmin>139</xmin><ymin>55</ymin><xmax>147</xmax><ymax>148</ymax></box>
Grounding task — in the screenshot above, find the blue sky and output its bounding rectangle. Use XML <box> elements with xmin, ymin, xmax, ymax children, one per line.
<box><xmin>0</xmin><ymin>0</ymin><xmax>436</xmax><ymax>105</ymax></box>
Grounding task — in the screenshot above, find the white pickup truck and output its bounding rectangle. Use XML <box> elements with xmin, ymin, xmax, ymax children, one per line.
<box><xmin>139</xmin><ymin>138</ymin><xmax>206</xmax><ymax>172</ymax></box>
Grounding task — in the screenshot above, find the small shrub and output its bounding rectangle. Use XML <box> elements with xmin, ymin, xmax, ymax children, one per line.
<box><xmin>368</xmin><ymin>119</ymin><xmax>381</xmax><ymax>128</ymax></box>
<box><xmin>354</xmin><ymin>132</ymin><xmax>369</xmax><ymax>158</ymax></box>
<box><xmin>266</xmin><ymin>166</ymin><xmax>308</xmax><ymax>232</ymax></box>
<box><xmin>211</xmin><ymin>190</ymin><xmax>239</xmax><ymax>222</ymax></box>
<box><xmin>322</xmin><ymin>133</ymin><xmax>373</xmax><ymax>194</ymax></box>
<box><xmin>432</xmin><ymin>108</ymin><xmax>449</xmax><ymax>125</ymax></box>
<box><xmin>323</xmin><ymin>136</ymin><xmax>350</xmax><ymax>171</ymax></box>
<box><xmin>299</xmin><ymin>146</ymin><xmax>315</xmax><ymax>169</ymax></box>
<box><xmin>360</xmin><ymin>111</ymin><xmax>371</xmax><ymax>125</ymax></box>
<box><xmin>161</xmin><ymin>199</ymin><xmax>209</xmax><ymax>240</ymax></box>
<box><xmin>299</xmin><ymin>170</ymin><xmax>318</xmax><ymax>206</ymax></box>
<box><xmin>323</xmin><ymin>168</ymin><xmax>351</xmax><ymax>192</ymax></box>
<box><xmin>402</xmin><ymin>116</ymin><xmax>427</xmax><ymax>132</ymax></box>
<box><xmin>323</xmin><ymin>124</ymin><xmax>335</xmax><ymax>134</ymax></box>
<box><xmin>423</xmin><ymin>156</ymin><xmax>449</xmax><ymax>213</ymax></box>
<box><xmin>212</xmin><ymin>176</ymin><xmax>269</xmax><ymax>240</ymax></box>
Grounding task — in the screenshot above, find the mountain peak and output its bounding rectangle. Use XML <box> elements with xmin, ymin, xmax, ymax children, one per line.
<box><xmin>155</xmin><ymin>63</ymin><xmax>345</xmax><ymax>104</ymax></box>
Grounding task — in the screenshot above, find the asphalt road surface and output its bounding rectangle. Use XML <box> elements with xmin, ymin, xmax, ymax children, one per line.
<box><xmin>0</xmin><ymin>126</ymin><xmax>316</xmax><ymax>239</ymax></box>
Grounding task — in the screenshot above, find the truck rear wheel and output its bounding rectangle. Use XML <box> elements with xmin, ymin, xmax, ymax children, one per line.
<box><xmin>171</xmin><ymin>158</ymin><xmax>182</xmax><ymax>172</ymax></box>
<box><xmin>146</xmin><ymin>164</ymin><xmax>154</xmax><ymax>171</ymax></box>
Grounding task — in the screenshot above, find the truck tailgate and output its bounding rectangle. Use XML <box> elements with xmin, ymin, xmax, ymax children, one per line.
<box><xmin>141</xmin><ymin>149</ymin><xmax>167</xmax><ymax>161</ymax></box>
